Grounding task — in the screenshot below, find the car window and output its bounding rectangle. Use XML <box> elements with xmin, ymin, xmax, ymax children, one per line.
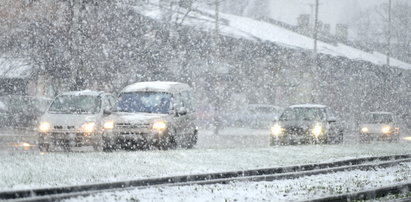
<box><xmin>114</xmin><ymin>92</ymin><xmax>171</xmax><ymax>114</ymax></box>
<box><xmin>325</xmin><ymin>108</ymin><xmax>336</xmax><ymax>120</ymax></box>
<box><xmin>181</xmin><ymin>91</ymin><xmax>193</xmax><ymax>111</ymax></box>
<box><xmin>366</xmin><ymin>113</ymin><xmax>393</xmax><ymax>124</ymax></box>
<box><xmin>48</xmin><ymin>95</ymin><xmax>101</xmax><ymax>114</ymax></box>
<box><xmin>173</xmin><ymin>93</ymin><xmax>184</xmax><ymax>111</ymax></box>
<box><xmin>280</xmin><ymin>108</ymin><xmax>325</xmax><ymax>121</ymax></box>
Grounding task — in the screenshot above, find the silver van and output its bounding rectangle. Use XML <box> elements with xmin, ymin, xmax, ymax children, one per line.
<box><xmin>102</xmin><ymin>81</ymin><xmax>198</xmax><ymax>150</ymax></box>
<box><xmin>37</xmin><ymin>90</ymin><xmax>116</xmax><ymax>152</ymax></box>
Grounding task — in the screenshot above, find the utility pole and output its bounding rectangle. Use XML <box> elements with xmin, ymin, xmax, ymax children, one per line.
<box><xmin>215</xmin><ymin>0</ymin><xmax>220</xmax><ymax>49</ymax></box>
<box><xmin>313</xmin><ymin>0</ymin><xmax>319</xmax><ymax>56</ymax></box>
<box><xmin>213</xmin><ymin>0</ymin><xmax>222</xmax><ymax>135</ymax></box>
<box><xmin>387</xmin><ymin>0</ymin><xmax>392</xmax><ymax>66</ymax></box>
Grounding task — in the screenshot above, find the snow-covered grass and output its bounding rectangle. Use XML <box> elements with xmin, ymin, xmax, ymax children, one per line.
<box><xmin>65</xmin><ymin>162</ymin><xmax>411</xmax><ymax>202</ymax></box>
<box><xmin>1</xmin><ymin>142</ymin><xmax>411</xmax><ymax>191</ymax></box>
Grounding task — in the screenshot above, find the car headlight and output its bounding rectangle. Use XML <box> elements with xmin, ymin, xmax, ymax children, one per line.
<box><xmin>81</xmin><ymin>122</ymin><xmax>96</xmax><ymax>133</ymax></box>
<box><xmin>39</xmin><ymin>122</ymin><xmax>51</xmax><ymax>133</ymax></box>
<box><xmin>103</xmin><ymin>121</ymin><xmax>114</xmax><ymax>130</ymax></box>
<box><xmin>382</xmin><ymin>126</ymin><xmax>391</xmax><ymax>134</ymax></box>
<box><xmin>361</xmin><ymin>127</ymin><xmax>369</xmax><ymax>133</ymax></box>
<box><xmin>152</xmin><ymin>120</ymin><xmax>167</xmax><ymax>131</ymax></box>
<box><xmin>311</xmin><ymin>124</ymin><xmax>322</xmax><ymax>137</ymax></box>
<box><xmin>271</xmin><ymin>124</ymin><xmax>283</xmax><ymax>136</ymax></box>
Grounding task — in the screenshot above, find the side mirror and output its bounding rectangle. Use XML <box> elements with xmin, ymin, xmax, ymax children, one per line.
<box><xmin>103</xmin><ymin>109</ymin><xmax>112</xmax><ymax>116</ymax></box>
<box><xmin>328</xmin><ymin>117</ymin><xmax>337</xmax><ymax>123</ymax></box>
<box><xmin>177</xmin><ymin>107</ymin><xmax>187</xmax><ymax>116</ymax></box>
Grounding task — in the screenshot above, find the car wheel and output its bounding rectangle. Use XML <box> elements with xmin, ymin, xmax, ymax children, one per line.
<box><xmin>102</xmin><ymin>140</ymin><xmax>114</xmax><ymax>152</ymax></box>
<box><xmin>38</xmin><ymin>143</ymin><xmax>49</xmax><ymax>152</ymax></box>
<box><xmin>360</xmin><ymin>134</ymin><xmax>370</xmax><ymax>143</ymax></box>
<box><xmin>158</xmin><ymin>130</ymin><xmax>177</xmax><ymax>150</ymax></box>
<box><xmin>93</xmin><ymin>144</ymin><xmax>103</xmax><ymax>152</ymax></box>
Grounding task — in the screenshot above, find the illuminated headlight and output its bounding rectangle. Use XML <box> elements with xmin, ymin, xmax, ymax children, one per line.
<box><xmin>311</xmin><ymin>124</ymin><xmax>322</xmax><ymax>137</ymax></box>
<box><xmin>81</xmin><ymin>122</ymin><xmax>96</xmax><ymax>133</ymax></box>
<box><xmin>39</xmin><ymin>122</ymin><xmax>51</xmax><ymax>133</ymax></box>
<box><xmin>103</xmin><ymin>121</ymin><xmax>114</xmax><ymax>130</ymax></box>
<box><xmin>382</xmin><ymin>126</ymin><xmax>391</xmax><ymax>134</ymax></box>
<box><xmin>361</xmin><ymin>127</ymin><xmax>369</xmax><ymax>133</ymax></box>
<box><xmin>271</xmin><ymin>124</ymin><xmax>283</xmax><ymax>136</ymax></box>
<box><xmin>152</xmin><ymin>120</ymin><xmax>167</xmax><ymax>131</ymax></box>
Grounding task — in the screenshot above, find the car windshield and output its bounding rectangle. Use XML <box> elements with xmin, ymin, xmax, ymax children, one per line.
<box><xmin>114</xmin><ymin>92</ymin><xmax>171</xmax><ymax>114</ymax></box>
<box><xmin>48</xmin><ymin>95</ymin><xmax>100</xmax><ymax>114</ymax></box>
<box><xmin>366</xmin><ymin>114</ymin><xmax>393</xmax><ymax>124</ymax></box>
<box><xmin>280</xmin><ymin>107</ymin><xmax>325</xmax><ymax>121</ymax></box>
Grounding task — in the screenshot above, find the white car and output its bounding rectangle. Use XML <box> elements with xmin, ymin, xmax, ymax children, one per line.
<box><xmin>102</xmin><ymin>81</ymin><xmax>198</xmax><ymax>151</ymax></box>
<box><xmin>37</xmin><ymin>90</ymin><xmax>116</xmax><ymax>152</ymax></box>
<box><xmin>359</xmin><ymin>112</ymin><xmax>400</xmax><ymax>142</ymax></box>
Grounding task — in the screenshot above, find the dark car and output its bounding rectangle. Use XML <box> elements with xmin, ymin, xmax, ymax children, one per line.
<box><xmin>270</xmin><ymin>104</ymin><xmax>344</xmax><ymax>145</ymax></box>
<box><xmin>0</xmin><ymin>95</ymin><xmax>52</xmax><ymax>128</ymax></box>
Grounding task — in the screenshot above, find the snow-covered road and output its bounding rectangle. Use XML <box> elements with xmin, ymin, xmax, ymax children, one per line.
<box><xmin>1</xmin><ymin>140</ymin><xmax>411</xmax><ymax>191</ymax></box>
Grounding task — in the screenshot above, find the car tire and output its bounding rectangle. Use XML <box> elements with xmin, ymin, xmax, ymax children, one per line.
<box><xmin>186</xmin><ymin>130</ymin><xmax>198</xmax><ymax>149</ymax></box>
<box><xmin>270</xmin><ymin>136</ymin><xmax>288</xmax><ymax>146</ymax></box>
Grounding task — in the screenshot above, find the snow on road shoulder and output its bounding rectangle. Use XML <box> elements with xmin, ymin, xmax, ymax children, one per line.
<box><xmin>1</xmin><ymin>143</ymin><xmax>411</xmax><ymax>191</ymax></box>
<box><xmin>65</xmin><ymin>162</ymin><xmax>411</xmax><ymax>202</ymax></box>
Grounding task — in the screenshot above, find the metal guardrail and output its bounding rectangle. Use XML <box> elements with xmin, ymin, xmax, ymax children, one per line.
<box><xmin>307</xmin><ymin>182</ymin><xmax>411</xmax><ymax>202</ymax></box>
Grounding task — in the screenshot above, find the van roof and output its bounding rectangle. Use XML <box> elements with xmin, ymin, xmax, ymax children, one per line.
<box><xmin>369</xmin><ymin>111</ymin><xmax>393</xmax><ymax>115</ymax></box>
<box><xmin>289</xmin><ymin>104</ymin><xmax>327</xmax><ymax>108</ymax></box>
<box><xmin>121</xmin><ymin>81</ymin><xmax>191</xmax><ymax>93</ymax></box>
<box><xmin>60</xmin><ymin>90</ymin><xmax>105</xmax><ymax>97</ymax></box>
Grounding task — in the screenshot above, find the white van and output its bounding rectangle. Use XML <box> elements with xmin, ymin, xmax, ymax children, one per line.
<box><xmin>37</xmin><ymin>90</ymin><xmax>116</xmax><ymax>152</ymax></box>
<box><xmin>102</xmin><ymin>81</ymin><xmax>197</xmax><ymax>150</ymax></box>
<box><xmin>359</xmin><ymin>112</ymin><xmax>400</xmax><ymax>142</ymax></box>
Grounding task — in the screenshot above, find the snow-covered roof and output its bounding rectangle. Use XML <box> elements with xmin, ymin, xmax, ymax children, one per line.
<box><xmin>247</xmin><ymin>104</ymin><xmax>283</xmax><ymax>110</ymax></box>
<box><xmin>60</xmin><ymin>90</ymin><xmax>105</xmax><ymax>97</ymax></box>
<box><xmin>369</xmin><ymin>111</ymin><xmax>393</xmax><ymax>115</ymax></box>
<box><xmin>121</xmin><ymin>81</ymin><xmax>191</xmax><ymax>93</ymax></box>
<box><xmin>0</xmin><ymin>57</ymin><xmax>33</xmax><ymax>79</ymax></box>
<box><xmin>289</xmin><ymin>104</ymin><xmax>327</xmax><ymax>108</ymax></box>
<box><xmin>127</xmin><ymin>3</ymin><xmax>411</xmax><ymax>70</ymax></box>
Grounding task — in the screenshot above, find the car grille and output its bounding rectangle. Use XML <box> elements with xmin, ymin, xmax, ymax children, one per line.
<box><xmin>53</xmin><ymin>125</ymin><xmax>76</xmax><ymax>130</ymax></box>
<box><xmin>283</xmin><ymin>126</ymin><xmax>308</xmax><ymax>135</ymax></box>
<box><xmin>115</xmin><ymin>123</ymin><xmax>150</xmax><ymax>129</ymax></box>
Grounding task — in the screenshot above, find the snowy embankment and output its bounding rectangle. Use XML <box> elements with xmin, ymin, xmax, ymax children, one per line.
<box><xmin>65</xmin><ymin>162</ymin><xmax>411</xmax><ymax>202</ymax></box>
<box><xmin>126</xmin><ymin>2</ymin><xmax>411</xmax><ymax>70</ymax></box>
<box><xmin>1</xmin><ymin>141</ymin><xmax>411</xmax><ymax>191</ymax></box>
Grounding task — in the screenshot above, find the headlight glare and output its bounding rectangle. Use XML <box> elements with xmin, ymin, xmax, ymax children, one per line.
<box><xmin>271</xmin><ymin>124</ymin><xmax>283</xmax><ymax>136</ymax></box>
<box><xmin>39</xmin><ymin>122</ymin><xmax>50</xmax><ymax>133</ymax></box>
<box><xmin>81</xmin><ymin>122</ymin><xmax>96</xmax><ymax>133</ymax></box>
<box><xmin>312</xmin><ymin>124</ymin><xmax>322</xmax><ymax>137</ymax></box>
<box><xmin>152</xmin><ymin>120</ymin><xmax>167</xmax><ymax>131</ymax></box>
<box><xmin>361</xmin><ymin>127</ymin><xmax>369</xmax><ymax>133</ymax></box>
<box><xmin>382</xmin><ymin>126</ymin><xmax>391</xmax><ymax>134</ymax></box>
<box><xmin>103</xmin><ymin>121</ymin><xmax>114</xmax><ymax>130</ymax></box>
